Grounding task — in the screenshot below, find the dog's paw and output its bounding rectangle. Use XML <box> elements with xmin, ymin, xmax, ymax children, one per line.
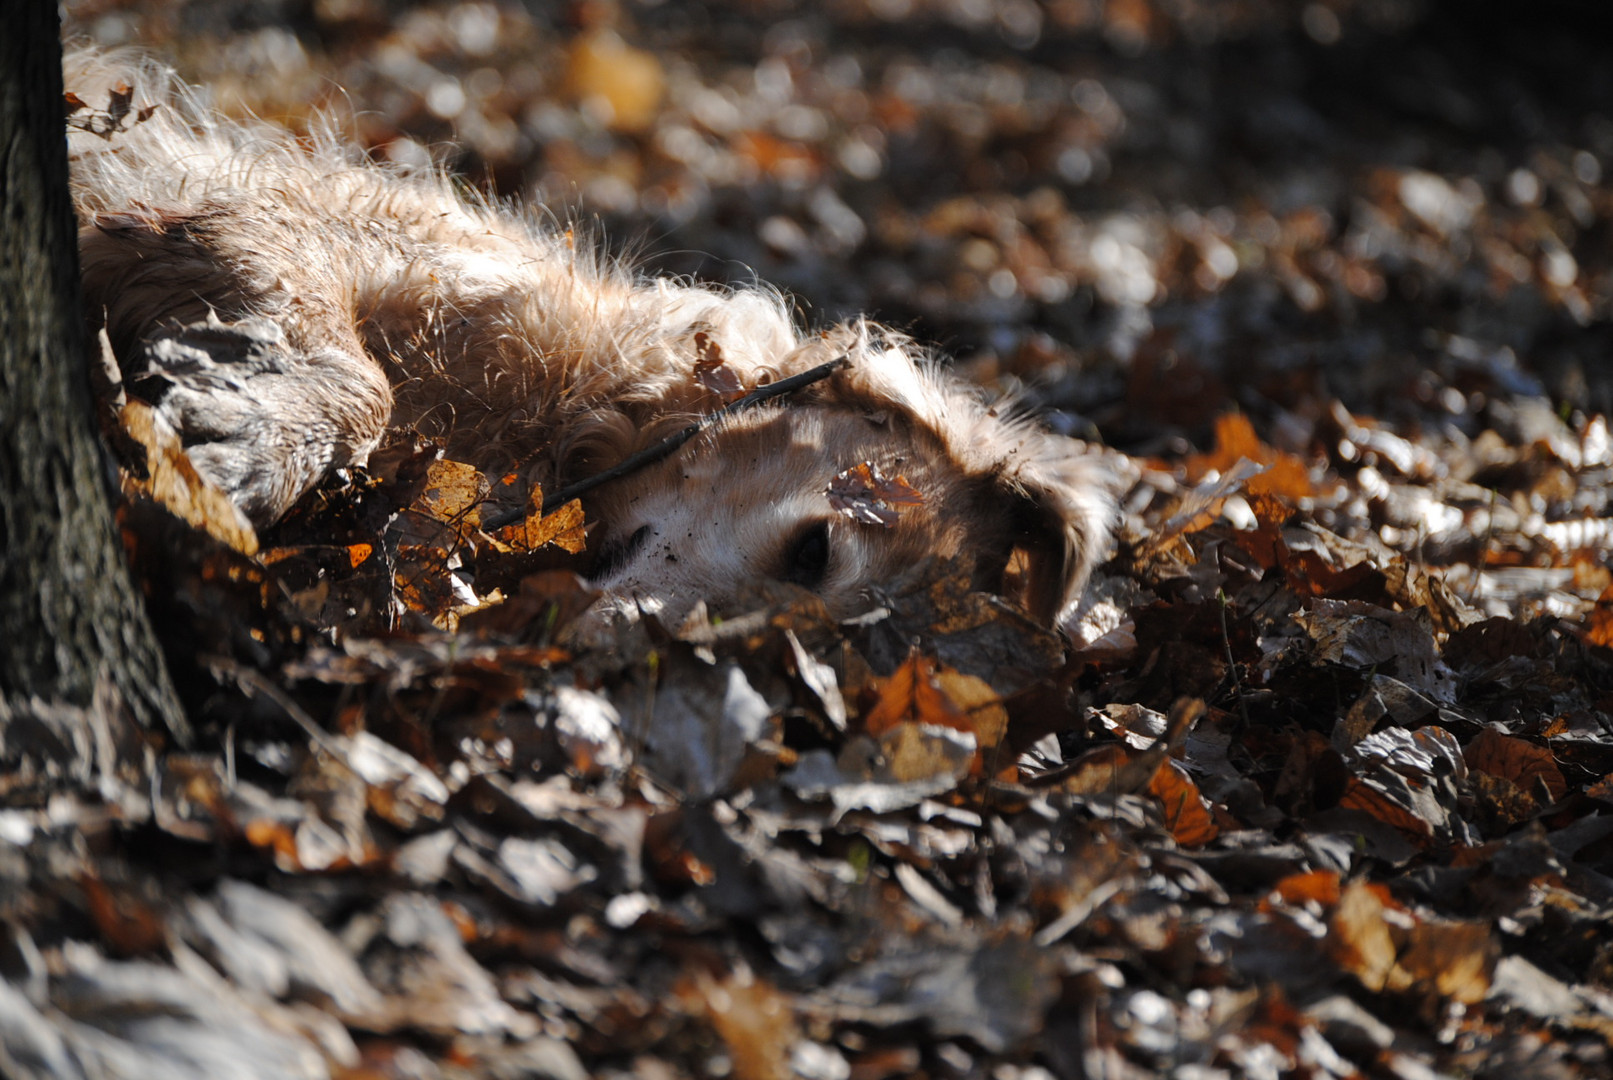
<box><xmin>129</xmin><ymin>315</ymin><xmax>389</xmax><ymax>525</ymax></box>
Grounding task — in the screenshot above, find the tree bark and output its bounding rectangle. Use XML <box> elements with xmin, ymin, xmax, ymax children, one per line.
<box><xmin>0</xmin><ymin>0</ymin><xmax>187</xmax><ymax>741</ymax></box>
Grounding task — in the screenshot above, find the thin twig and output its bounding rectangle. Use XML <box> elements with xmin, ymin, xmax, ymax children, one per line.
<box><xmin>483</xmin><ymin>354</ymin><xmax>849</xmax><ymax>530</ymax></box>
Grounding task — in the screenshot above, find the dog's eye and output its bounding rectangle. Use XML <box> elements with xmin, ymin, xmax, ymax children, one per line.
<box><xmin>779</xmin><ymin>520</ymin><xmax>831</xmax><ymax>589</ymax></box>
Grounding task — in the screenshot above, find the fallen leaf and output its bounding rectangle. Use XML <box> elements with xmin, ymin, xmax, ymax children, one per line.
<box><xmin>1395</xmin><ymin>917</ymin><xmax>1494</xmax><ymax>1005</ymax></box>
<box><xmin>688</xmin><ymin>969</ymin><xmax>798</xmax><ymax>1080</ymax></box>
<box><xmin>693</xmin><ymin>330</ymin><xmax>745</xmax><ymax>398</ymax></box>
<box><xmin>1327</xmin><ymin>880</ymin><xmax>1401</xmax><ymax>992</ymax></box>
<box><xmin>417</xmin><ymin>459</ymin><xmax>487</xmax><ymax>526</ymax></box>
<box><xmin>1149</xmin><ymin>758</ymin><xmax>1219</xmax><ymax>846</ymax></box>
<box><xmin>827</xmin><ymin>462</ymin><xmax>924</xmax><ymax>527</ymax></box>
<box><xmin>860</xmin><ymin>650</ymin><xmax>1007</xmax><ymax>767</ymax></box>
<box><xmin>1060</xmin><ymin>698</ymin><xmax>1205</xmax><ymax>797</ymax></box>
<box><xmin>1269</xmin><ymin>869</ymin><xmax>1342</xmax><ymax>908</ymax></box>
<box><xmin>1463</xmin><ymin>727</ymin><xmax>1567</xmax><ymax>803</ymax></box>
<box><xmin>119</xmin><ymin>399</ymin><xmax>259</xmax><ymax>555</ymax></box>
<box><xmin>1586</xmin><ymin>584</ymin><xmax>1613</xmax><ymax>648</ymax></box>
<box><xmin>564</xmin><ymin>28</ymin><xmax>665</xmax><ymax>133</ymax></box>
<box><xmin>1185</xmin><ymin>412</ymin><xmax>1315</xmax><ymax>499</ymax></box>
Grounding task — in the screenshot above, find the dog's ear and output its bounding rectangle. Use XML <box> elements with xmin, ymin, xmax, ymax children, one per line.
<box><xmin>996</xmin><ymin>443</ymin><xmax>1116</xmax><ymax>626</ymax></box>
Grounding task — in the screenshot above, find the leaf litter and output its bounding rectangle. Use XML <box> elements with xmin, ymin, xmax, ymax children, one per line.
<box><xmin>13</xmin><ymin>1</ymin><xmax>1613</xmax><ymax>1078</ymax></box>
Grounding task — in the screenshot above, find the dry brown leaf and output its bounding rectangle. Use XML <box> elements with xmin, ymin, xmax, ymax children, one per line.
<box><xmin>564</xmin><ymin>28</ymin><xmax>665</xmax><ymax>133</ymax></box>
<box><xmin>1464</xmin><ymin>727</ymin><xmax>1567</xmax><ymax>803</ymax></box>
<box><xmin>1396</xmin><ymin>918</ymin><xmax>1495</xmax><ymax>1005</ymax></box>
<box><xmin>1589</xmin><ymin>772</ymin><xmax>1613</xmax><ymax>805</ymax></box>
<box><xmin>80</xmin><ymin>874</ymin><xmax>166</xmax><ymax>955</ymax></box>
<box><xmin>1584</xmin><ymin>583</ymin><xmax>1613</xmax><ymax>648</ymax></box>
<box><xmin>1149</xmin><ymin>759</ymin><xmax>1219</xmax><ymax>847</ymax></box>
<box><xmin>417</xmin><ymin>459</ymin><xmax>487</xmax><ymax>526</ymax></box>
<box><xmin>861</xmin><ymin>650</ymin><xmax>1006</xmax><ymax>751</ymax></box>
<box><xmin>1327</xmin><ymin>880</ymin><xmax>1401</xmax><ymax>992</ymax></box>
<box><xmin>1327</xmin><ymin>880</ymin><xmax>1495</xmax><ymax>1004</ymax></box>
<box><xmin>697</xmin><ymin>970</ymin><xmax>798</xmax><ymax>1080</ymax></box>
<box><xmin>458</xmin><ymin>570</ymin><xmax>597</xmax><ymax>642</ymax></box>
<box><xmin>525</xmin><ymin>498</ymin><xmax>587</xmax><ymax>554</ymax></box>
<box><xmin>827</xmin><ymin>462</ymin><xmax>924</xmax><ymax>527</ymax></box>
<box><xmin>394</xmin><ymin>543</ymin><xmax>462</xmax><ymax>624</ymax></box>
<box><xmin>1338</xmin><ymin>776</ymin><xmax>1435</xmax><ymax>844</ymax></box>
<box><xmin>1060</xmin><ymin>698</ymin><xmax>1205</xmax><ymax>797</ymax></box>
<box><xmin>732</xmin><ymin>130</ymin><xmax>822</xmax><ymax>179</ymax></box>
<box><xmin>119</xmin><ymin>399</ymin><xmax>259</xmax><ymax>555</ymax></box>
<box><xmin>880</xmin><ymin>721</ymin><xmax>975</xmax><ymax>784</ymax></box>
<box><xmin>693</xmin><ymin>329</ymin><xmax>745</xmax><ymax>398</ymax></box>
<box><xmin>1185</xmin><ymin>412</ymin><xmax>1315</xmax><ymax>499</ymax></box>
<box><xmin>1269</xmin><ymin>869</ymin><xmax>1342</xmax><ymax>908</ymax></box>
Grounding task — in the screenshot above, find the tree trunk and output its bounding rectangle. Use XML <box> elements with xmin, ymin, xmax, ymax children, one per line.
<box><xmin>0</xmin><ymin>0</ymin><xmax>187</xmax><ymax>741</ymax></box>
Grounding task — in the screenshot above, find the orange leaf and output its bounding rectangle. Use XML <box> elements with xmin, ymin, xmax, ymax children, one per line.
<box><xmin>417</xmin><ymin>459</ymin><xmax>487</xmax><ymax>525</ymax></box>
<box><xmin>80</xmin><ymin>875</ymin><xmax>166</xmax><ymax>955</ymax></box>
<box><xmin>1148</xmin><ymin>759</ymin><xmax>1219</xmax><ymax>847</ymax></box>
<box><xmin>1585</xmin><ymin>584</ymin><xmax>1613</xmax><ymax>648</ymax></box>
<box><xmin>119</xmin><ymin>399</ymin><xmax>259</xmax><ymax>555</ymax></box>
<box><xmin>861</xmin><ymin>651</ymin><xmax>1005</xmax><ymax>742</ymax></box>
<box><xmin>1270</xmin><ymin>869</ymin><xmax>1342</xmax><ymax>908</ymax></box>
<box><xmin>1464</xmin><ymin>727</ymin><xmax>1567</xmax><ymax>803</ymax></box>
<box><xmin>1396</xmin><ymin>918</ymin><xmax>1495</xmax><ymax>1005</ymax></box>
<box><xmin>563</xmin><ymin>29</ymin><xmax>665</xmax><ymax>133</ymax></box>
<box><xmin>525</xmin><ymin>498</ymin><xmax>587</xmax><ymax>554</ymax></box>
<box><xmin>690</xmin><ymin>971</ymin><xmax>798</xmax><ymax>1080</ymax></box>
<box><xmin>1337</xmin><ymin>776</ymin><xmax>1434</xmax><ymax>844</ymax></box>
<box><xmin>1184</xmin><ymin>412</ymin><xmax>1315</xmax><ymax>499</ymax></box>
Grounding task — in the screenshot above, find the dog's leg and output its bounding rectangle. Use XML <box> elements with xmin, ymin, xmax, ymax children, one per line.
<box><xmin>128</xmin><ymin>313</ymin><xmax>392</xmax><ymax>526</ymax></box>
<box><xmin>80</xmin><ymin>204</ymin><xmax>396</xmax><ymax>527</ymax></box>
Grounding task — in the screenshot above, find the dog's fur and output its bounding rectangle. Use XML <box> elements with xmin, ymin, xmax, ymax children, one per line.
<box><xmin>65</xmin><ymin>49</ymin><xmax>1113</xmax><ymax>628</ymax></box>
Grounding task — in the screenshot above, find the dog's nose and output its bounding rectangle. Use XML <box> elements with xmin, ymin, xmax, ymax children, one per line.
<box><xmin>588</xmin><ymin>523</ymin><xmax>653</xmax><ymax>584</ymax></box>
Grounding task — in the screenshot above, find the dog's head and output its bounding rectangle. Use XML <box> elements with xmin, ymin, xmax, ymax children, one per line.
<box><xmin>575</xmin><ymin>327</ymin><xmax>1115</xmax><ymax>630</ymax></box>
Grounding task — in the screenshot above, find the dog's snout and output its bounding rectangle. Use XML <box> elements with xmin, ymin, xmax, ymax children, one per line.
<box><xmin>589</xmin><ymin>523</ymin><xmax>653</xmax><ymax>583</ymax></box>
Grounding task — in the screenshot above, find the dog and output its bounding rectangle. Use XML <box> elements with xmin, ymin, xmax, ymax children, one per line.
<box><xmin>65</xmin><ymin>49</ymin><xmax>1114</xmax><ymax>630</ymax></box>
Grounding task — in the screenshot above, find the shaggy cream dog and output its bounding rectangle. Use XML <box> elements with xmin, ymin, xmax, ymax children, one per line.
<box><xmin>65</xmin><ymin>50</ymin><xmax>1113</xmax><ymax>627</ymax></box>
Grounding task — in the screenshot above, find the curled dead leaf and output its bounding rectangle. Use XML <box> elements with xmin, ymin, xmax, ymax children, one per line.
<box><xmin>1464</xmin><ymin>726</ymin><xmax>1567</xmax><ymax>804</ymax></box>
<box><xmin>827</xmin><ymin>462</ymin><xmax>923</xmax><ymax>527</ymax></box>
<box><xmin>1185</xmin><ymin>412</ymin><xmax>1316</xmax><ymax>500</ymax></box>
<box><xmin>693</xmin><ymin>329</ymin><xmax>745</xmax><ymax>398</ymax></box>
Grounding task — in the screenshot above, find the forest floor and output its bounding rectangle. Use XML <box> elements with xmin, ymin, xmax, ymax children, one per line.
<box><xmin>5</xmin><ymin>2</ymin><xmax>1613</xmax><ymax>1078</ymax></box>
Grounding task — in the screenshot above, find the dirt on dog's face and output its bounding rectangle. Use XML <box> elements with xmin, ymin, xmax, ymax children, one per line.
<box><xmin>578</xmin><ymin>404</ymin><xmax>1093</xmax><ymax>627</ymax></box>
